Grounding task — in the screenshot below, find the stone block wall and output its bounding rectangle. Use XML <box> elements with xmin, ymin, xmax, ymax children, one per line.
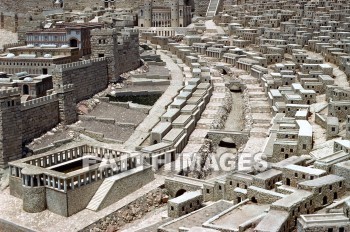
<box><xmin>0</xmin><ymin>0</ymin><xmax>54</xmax><ymax>13</ymax></box>
<box><xmin>0</xmin><ymin>85</ymin><xmax>77</xmax><ymax>168</ymax></box>
<box><xmin>56</xmin><ymin>84</ymin><xmax>77</xmax><ymax>125</ymax></box>
<box><xmin>63</xmin><ymin>0</ymin><xmax>103</xmax><ymax>11</ymax></box>
<box><xmin>20</xmin><ymin>94</ymin><xmax>60</xmax><ymax>143</ymax></box>
<box><xmin>334</xmin><ymin>164</ymin><xmax>350</xmax><ymax>189</ymax></box>
<box><xmin>0</xmin><ymin>13</ymin><xmax>19</xmax><ymax>32</ymax></box>
<box><xmin>247</xmin><ymin>186</ymin><xmax>286</xmax><ymax>204</ymax></box>
<box><xmin>51</xmin><ymin>58</ymin><xmax>109</xmax><ymax>102</ymax></box>
<box><xmin>116</xmin><ymin>29</ymin><xmax>141</xmax><ymax>76</ymax></box>
<box><xmin>91</xmin><ymin>28</ymin><xmax>140</xmax><ymax>80</ymax></box>
<box><xmin>0</xmin><ymin>88</ymin><xmax>22</xmax><ymax>168</ymax></box>
<box><xmin>165</xmin><ymin>177</ymin><xmax>204</xmax><ymax>198</ymax></box>
<box><xmin>299</xmin><ymin>180</ymin><xmax>345</xmax><ymax>210</ymax></box>
<box><xmin>168</xmin><ymin>191</ymin><xmax>203</xmax><ymax>218</ymax></box>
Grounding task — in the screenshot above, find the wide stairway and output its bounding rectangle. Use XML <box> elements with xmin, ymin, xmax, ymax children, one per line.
<box><xmin>86</xmin><ymin>178</ymin><xmax>115</xmax><ymax>211</ymax></box>
<box><xmin>241</xmin><ymin>75</ymin><xmax>272</xmax><ymax>138</ymax></box>
<box><xmin>206</xmin><ymin>0</ymin><xmax>221</xmax><ymax>17</ymax></box>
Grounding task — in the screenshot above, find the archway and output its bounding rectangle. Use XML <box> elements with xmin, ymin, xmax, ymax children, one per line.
<box><xmin>251</xmin><ymin>197</ymin><xmax>257</xmax><ymax>203</ymax></box>
<box><xmin>175</xmin><ymin>189</ymin><xmax>186</xmax><ymax>197</ymax></box>
<box><xmin>69</xmin><ymin>38</ymin><xmax>78</xmax><ymax>47</ymax></box>
<box><xmin>23</xmin><ymin>85</ymin><xmax>29</xmax><ymax>95</ymax></box>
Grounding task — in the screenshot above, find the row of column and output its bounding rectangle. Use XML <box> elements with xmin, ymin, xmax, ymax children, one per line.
<box><xmin>206</xmin><ymin>51</ymin><xmax>222</xmax><ymax>58</ymax></box>
<box><xmin>152</xmin><ymin>13</ymin><xmax>171</xmax><ymax>27</ymax></box>
<box><xmin>27</xmin><ymin>146</ymin><xmax>84</xmax><ymax>168</ymax></box>
<box><xmin>157</xmin><ymin>30</ymin><xmax>174</xmax><ymax>37</ymax></box>
<box><xmin>236</xmin><ymin>62</ymin><xmax>250</xmax><ymax>71</ymax></box>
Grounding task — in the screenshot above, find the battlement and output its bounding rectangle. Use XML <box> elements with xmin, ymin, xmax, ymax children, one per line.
<box><xmin>91</xmin><ymin>28</ymin><xmax>118</xmax><ymax>36</ymax></box>
<box><xmin>53</xmin><ymin>58</ymin><xmax>107</xmax><ymax>72</ymax></box>
<box><xmin>3</xmin><ymin>42</ymin><xmax>26</xmax><ymax>51</ymax></box>
<box><xmin>0</xmin><ymin>87</ymin><xmax>20</xmax><ymax>99</ymax></box>
<box><xmin>56</xmin><ymin>84</ymin><xmax>75</xmax><ymax>93</ymax></box>
<box><xmin>121</xmin><ymin>28</ymin><xmax>140</xmax><ymax>35</ymax></box>
<box><xmin>21</xmin><ymin>94</ymin><xmax>58</xmax><ymax>110</ymax></box>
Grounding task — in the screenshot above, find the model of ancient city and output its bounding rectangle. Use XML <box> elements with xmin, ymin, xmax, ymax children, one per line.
<box><xmin>2</xmin><ymin>0</ymin><xmax>350</xmax><ymax>231</ymax></box>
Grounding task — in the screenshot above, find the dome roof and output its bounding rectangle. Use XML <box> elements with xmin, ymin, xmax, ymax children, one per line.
<box><xmin>6</xmin><ymin>53</ymin><xmax>15</xmax><ymax>58</ymax></box>
<box><xmin>23</xmin><ymin>77</ymin><xmax>33</xmax><ymax>82</ymax></box>
<box><xmin>44</xmin><ymin>54</ymin><xmax>52</xmax><ymax>58</ymax></box>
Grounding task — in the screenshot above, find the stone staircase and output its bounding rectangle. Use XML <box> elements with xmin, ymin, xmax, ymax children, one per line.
<box><xmin>243</xmin><ymin>76</ymin><xmax>272</xmax><ymax>138</ymax></box>
<box><xmin>86</xmin><ymin>178</ymin><xmax>115</xmax><ymax>211</ymax></box>
<box><xmin>206</xmin><ymin>0</ymin><xmax>221</xmax><ymax>17</ymax></box>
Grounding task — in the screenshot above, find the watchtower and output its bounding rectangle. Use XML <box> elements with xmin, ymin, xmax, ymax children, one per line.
<box><xmin>90</xmin><ymin>28</ymin><xmax>118</xmax><ymax>80</ymax></box>
<box><xmin>0</xmin><ymin>88</ymin><xmax>22</xmax><ymax>168</ymax></box>
<box><xmin>170</xmin><ymin>0</ymin><xmax>180</xmax><ymax>27</ymax></box>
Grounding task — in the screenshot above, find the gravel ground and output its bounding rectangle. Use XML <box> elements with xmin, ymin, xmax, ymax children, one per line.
<box><xmin>225</xmin><ymin>92</ymin><xmax>244</xmax><ymax>131</ymax></box>
<box><xmin>0</xmin><ymin>29</ymin><xmax>18</xmax><ymax>49</ymax></box>
<box><xmin>28</xmin><ymin>129</ymin><xmax>74</xmax><ymax>151</ymax></box>
<box><xmin>113</xmin><ymin>84</ymin><xmax>168</xmax><ymax>93</ymax></box>
<box><xmin>78</xmin><ymin>121</ymin><xmax>135</xmax><ymax>141</ymax></box>
<box><xmin>147</xmin><ymin>64</ymin><xmax>170</xmax><ymax>76</ymax></box>
<box><xmin>88</xmin><ymin>102</ymin><xmax>148</xmax><ymax>124</ymax></box>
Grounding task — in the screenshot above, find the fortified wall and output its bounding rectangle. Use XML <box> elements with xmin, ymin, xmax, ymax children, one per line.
<box><xmin>90</xmin><ymin>28</ymin><xmax>140</xmax><ymax>80</ymax></box>
<box><xmin>51</xmin><ymin>58</ymin><xmax>109</xmax><ymax>102</ymax></box>
<box><xmin>0</xmin><ymin>85</ymin><xmax>77</xmax><ymax>168</ymax></box>
<box><xmin>0</xmin><ymin>0</ymin><xmax>54</xmax><ymax>13</ymax></box>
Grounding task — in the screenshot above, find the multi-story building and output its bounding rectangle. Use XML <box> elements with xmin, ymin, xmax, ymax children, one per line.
<box><xmin>138</xmin><ymin>0</ymin><xmax>192</xmax><ymax>28</ymax></box>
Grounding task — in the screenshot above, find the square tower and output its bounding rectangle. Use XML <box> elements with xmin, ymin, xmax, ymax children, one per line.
<box><xmin>0</xmin><ymin>88</ymin><xmax>22</xmax><ymax>168</ymax></box>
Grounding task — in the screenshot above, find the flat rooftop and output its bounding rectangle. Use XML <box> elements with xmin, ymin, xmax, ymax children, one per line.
<box><xmin>299</xmin><ymin>175</ymin><xmax>344</xmax><ymax>188</ymax></box>
<box><xmin>299</xmin><ymin>213</ymin><xmax>350</xmax><ymax>227</ymax></box>
<box><xmin>285</xmin><ymin>164</ymin><xmax>326</xmax><ymax>176</ymax></box>
<box><xmin>162</xmin><ymin>128</ymin><xmax>184</xmax><ymax>142</ymax></box>
<box><xmin>297</xmin><ymin>120</ymin><xmax>312</xmax><ymax>137</ymax></box>
<box><xmin>204</xmin><ymin>202</ymin><xmax>269</xmax><ymax>231</ymax></box>
<box><xmin>169</xmin><ymin>191</ymin><xmax>202</xmax><ymax>204</ymax></box>
<box><xmin>272</xmin><ymin>190</ymin><xmax>312</xmax><ymax>208</ymax></box>
<box><xmin>316</xmin><ymin>150</ymin><xmax>349</xmax><ymax>164</ymax></box>
<box><xmin>254</xmin><ymin>210</ymin><xmax>289</xmax><ymax>231</ymax></box>
<box><xmin>254</xmin><ymin>169</ymin><xmax>282</xmax><ymax>180</ymax></box>
<box><xmin>159</xmin><ymin>201</ymin><xmax>233</xmax><ymax>231</ymax></box>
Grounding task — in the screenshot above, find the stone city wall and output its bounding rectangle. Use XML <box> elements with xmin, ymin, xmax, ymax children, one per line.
<box><xmin>0</xmin><ymin>0</ymin><xmax>54</xmax><ymax>13</ymax></box>
<box><xmin>64</xmin><ymin>0</ymin><xmax>144</xmax><ymax>10</ymax></box>
<box><xmin>63</xmin><ymin>0</ymin><xmax>102</xmax><ymax>11</ymax></box>
<box><xmin>116</xmin><ymin>29</ymin><xmax>141</xmax><ymax>76</ymax></box>
<box><xmin>51</xmin><ymin>58</ymin><xmax>109</xmax><ymax>102</ymax></box>
<box><xmin>20</xmin><ymin>94</ymin><xmax>60</xmax><ymax>143</ymax></box>
<box><xmin>0</xmin><ymin>85</ymin><xmax>77</xmax><ymax>168</ymax></box>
